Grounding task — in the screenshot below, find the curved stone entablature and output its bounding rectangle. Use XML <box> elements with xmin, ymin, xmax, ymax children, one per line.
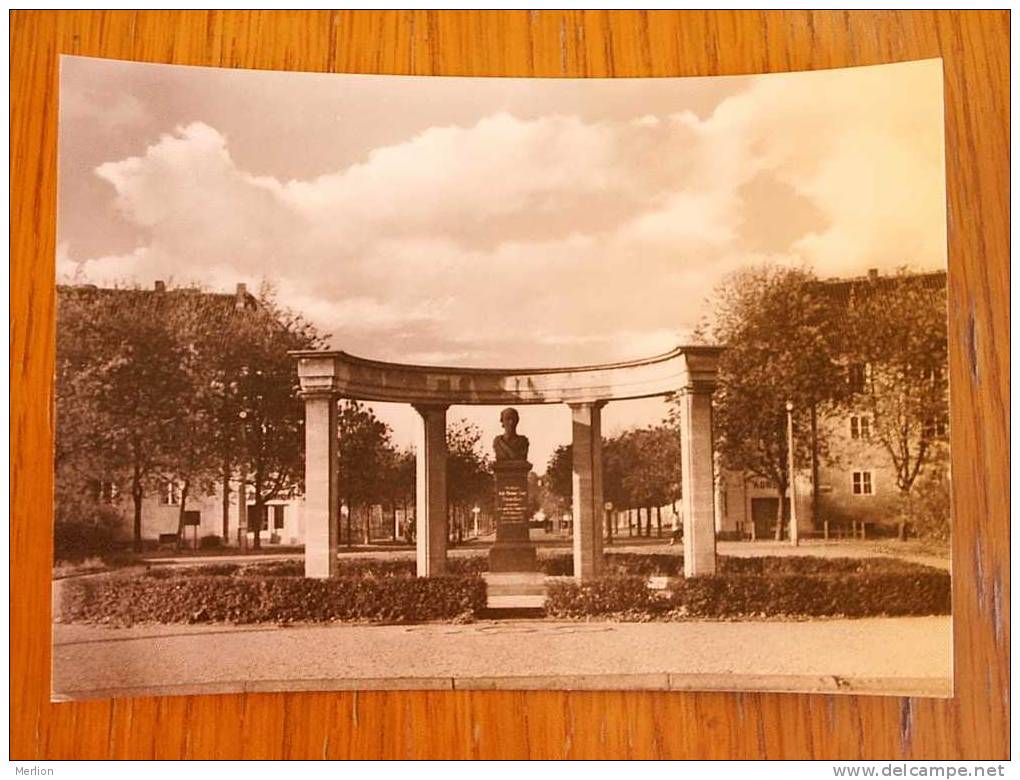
<box><xmin>292</xmin><ymin>345</ymin><xmax>723</xmax><ymax>405</ymax></box>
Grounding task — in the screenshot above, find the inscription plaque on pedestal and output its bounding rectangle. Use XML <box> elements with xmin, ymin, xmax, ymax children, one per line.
<box><xmin>489</xmin><ymin>408</ymin><xmax>538</xmax><ymax>572</ymax></box>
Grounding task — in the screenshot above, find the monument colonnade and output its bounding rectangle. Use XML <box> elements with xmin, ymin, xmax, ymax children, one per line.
<box><xmin>293</xmin><ymin>346</ymin><xmax>723</xmax><ymax>582</ymax></box>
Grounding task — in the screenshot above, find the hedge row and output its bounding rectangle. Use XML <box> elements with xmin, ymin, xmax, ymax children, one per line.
<box><xmin>63</xmin><ymin>564</ymin><xmax>949</xmax><ymax>625</ymax></box>
<box><xmin>545</xmin><ymin>576</ymin><xmax>659</xmax><ymax>619</ymax></box>
<box><xmin>54</xmin><ymin>522</ymin><xmax>117</xmax><ymax>562</ymax></box>
<box><xmin>546</xmin><ymin>571</ymin><xmax>951</xmax><ymax>619</ymax></box>
<box><xmin>61</xmin><ymin>574</ymin><xmax>486</xmax><ymax>626</ymax></box>
<box><xmin>149</xmin><ymin>553</ymin><xmax>934</xmax><ymax>581</ymax></box>
<box><xmin>146</xmin><ymin>557</ymin><xmax>486</xmax><ymax>579</ymax></box>
<box><xmin>716</xmin><ymin>555</ymin><xmax>937</xmax><ymax>577</ymax></box>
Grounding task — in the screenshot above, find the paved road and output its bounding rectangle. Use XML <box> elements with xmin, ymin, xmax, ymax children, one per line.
<box><xmin>52</xmin><ymin>616</ymin><xmax>952</xmax><ymax>700</ymax></box>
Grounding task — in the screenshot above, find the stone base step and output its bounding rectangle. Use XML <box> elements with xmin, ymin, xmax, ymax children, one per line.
<box><xmin>485</xmin><ymin>583</ymin><xmax>547</xmax><ymax>595</ymax></box>
<box><xmin>482</xmin><ymin>573</ymin><xmax>548</xmax><ymax>610</ymax></box>
<box><xmin>486</xmin><ymin>594</ymin><xmax>547</xmax><ymax>609</ymax></box>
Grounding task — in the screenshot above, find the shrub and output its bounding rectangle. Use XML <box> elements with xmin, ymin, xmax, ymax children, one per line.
<box><xmin>534</xmin><ymin>553</ymin><xmax>923</xmax><ymax>579</ymax></box>
<box><xmin>240</xmin><ymin>556</ymin><xmax>487</xmax><ymax>578</ymax></box>
<box><xmin>545</xmin><ymin>569</ymin><xmax>951</xmax><ymax>619</ymax></box>
<box><xmin>447</xmin><ymin>556</ymin><xmax>488</xmax><ymax>576</ymax></box>
<box><xmin>537</xmin><ymin>553</ymin><xmax>574</xmax><ymax>576</ymax></box>
<box><xmin>141</xmin><ymin>552</ymin><xmax>936</xmax><ymax>584</ymax></box>
<box><xmin>138</xmin><ymin>558</ymin><xmax>418</xmax><ymax>579</ymax></box>
<box><xmin>546</xmin><ymin>576</ymin><xmax>663</xmax><ymax>618</ymax></box>
<box><xmin>61</xmin><ymin>573</ymin><xmax>487</xmax><ymax>626</ymax></box>
<box><xmin>54</xmin><ymin>518</ymin><xmax>118</xmax><ymax>562</ymax></box>
<box><xmin>53</xmin><ymin>486</ymin><xmax>123</xmax><ymax>562</ymax></box>
<box><xmin>193</xmin><ymin>563</ymin><xmax>243</xmax><ymax>577</ymax></box>
<box><xmin>534</xmin><ymin>552</ymin><xmax>685</xmax><ymax>577</ymax></box>
<box><xmin>605</xmin><ymin>552</ymin><xmax>684</xmax><ymax>576</ymax></box>
<box><xmin>716</xmin><ymin>555</ymin><xmax>936</xmax><ymax>577</ymax></box>
<box><xmin>199</xmin><ymin>535</ymin><xmax>224</xmax><ymax>550</ymax></box>
<box><xmin>906</xmin><ymin>464</ymin><xmax>952</xmax><ymax>542</ymax></box>
<box><xmin>334</xmin><ymin>558</ymin><xmax>415</xmax><ymax>577</ymax></box>
<box><xmin>668</xmin><ymin>572</ymin><xmax>951</xmax><ymax>618</ymax></box>
<box><xmin>241</xmin><ymin>560</ymin><xmax>306</xmax><ymax>577</ymax></box>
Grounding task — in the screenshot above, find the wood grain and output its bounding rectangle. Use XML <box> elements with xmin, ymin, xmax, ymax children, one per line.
<box><xmin>10</xmin><ymin>10</ymin><xmax>1009</xmax><ymax>759</ymax></box>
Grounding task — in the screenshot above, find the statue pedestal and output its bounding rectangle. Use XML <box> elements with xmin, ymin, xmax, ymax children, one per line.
<box><xmin>489</xmin><ymin>459</ymin><xmax>537</xmax><ymax>572</ymax></box>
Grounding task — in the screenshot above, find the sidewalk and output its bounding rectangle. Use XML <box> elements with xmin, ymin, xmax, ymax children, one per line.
<box><xmin>52</xmin><ymin>615</ymin><xmax>952</xmax><ymax>700</ymax></box>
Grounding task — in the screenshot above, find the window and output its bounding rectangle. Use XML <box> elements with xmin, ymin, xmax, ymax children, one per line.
<box><xmin>272</xmin><ymin>505</ymin><xmax>285</xmax><ymax>530</ymax></box>
<box><xmin>848</xmin><ymin>363</ymin><xmax>871</xmax><ymax>393</ymax></box>
<box><xmin>852</xmin><ymin>471</ymin><xmax>873</xmax><ymax>496</ymax></box>
<box><xmin>90</xmin><ymin>480</ymin><xmax>118</xmax><ymax>503</ymax></box>
<box><xmin>850</xmin><ymin>415</ymin><xmax>871</xmax><ymax>440</ymax></box>
<box><xmin>159</xmin><ymin>480</ymin><xmax>182</xmax><ymax>506</ymax></box>
<box><xmin>924</xmin><ymin>415</ymin><xmax>949</xmax><ymax>438</ymax></box>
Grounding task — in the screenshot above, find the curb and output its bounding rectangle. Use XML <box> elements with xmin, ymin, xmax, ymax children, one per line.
<box><xmin>52</xmin><ymin>672</ymin><xmax>952</xmax><ymax>702</ymax></box>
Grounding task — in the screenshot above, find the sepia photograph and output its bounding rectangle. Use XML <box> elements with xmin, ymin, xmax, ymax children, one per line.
<box><xmin>52</xmin><ymin>55</ymin><xmax>951</xmax><ymax>701</ymax></box>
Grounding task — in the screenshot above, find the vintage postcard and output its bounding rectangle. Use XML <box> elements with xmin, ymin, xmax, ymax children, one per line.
<box><xmin>53</xmin><ymin>56</ymin><xmax>951</xmax><ymax>699</ymax></box>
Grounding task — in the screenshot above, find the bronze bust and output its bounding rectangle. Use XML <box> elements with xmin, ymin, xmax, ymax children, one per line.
<box><xmin>493</xmin><ymin>407</ymin><xmax>529</xmax><ymax>461</ymax></box>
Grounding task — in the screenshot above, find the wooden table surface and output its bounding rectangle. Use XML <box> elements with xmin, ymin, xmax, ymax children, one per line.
<box><xmin>10</xmin><ymin>10</ymin><xmax>1009</xmax><ymax>760</ymax></box>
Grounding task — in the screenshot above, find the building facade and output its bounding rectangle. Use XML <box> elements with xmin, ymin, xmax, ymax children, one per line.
<box><xmin>715</xmin><ymin>268</ymin><xmax>949</xmax><ymax>539</ymax></box>
<box><xmin>88</xmin><ymin>477</ymin><xmax>306</xmax><ymax>548</ymax></box>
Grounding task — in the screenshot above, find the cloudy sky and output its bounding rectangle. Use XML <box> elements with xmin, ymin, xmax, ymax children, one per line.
<box><xmin>57</xmin><ymin>56</ymin><xmax>946</xmax><ymax>470</ymax></box>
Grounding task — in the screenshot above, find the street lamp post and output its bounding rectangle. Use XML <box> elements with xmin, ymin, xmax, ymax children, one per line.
<box><xmin>786</xmin><ymin>400</ymin><xmax>799</xmax><ymax>547</ymax></box>
<box><xmin>238</xmin><ymin>409</ymin><xmax>249</xmax><ymax>550</ymax></box>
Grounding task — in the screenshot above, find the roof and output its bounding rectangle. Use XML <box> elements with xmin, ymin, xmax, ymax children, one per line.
<box><xmin>56</xmin><ymin>282</ymin><xmax>260</xmax><ymax>313</ymax></box>
<box><xmin>813</xmin><ymin>269</ymin><xmax>947</xmax><ymax>306</ymax></box>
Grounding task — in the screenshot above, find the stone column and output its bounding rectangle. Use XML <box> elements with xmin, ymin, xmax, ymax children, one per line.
<box><xmin>678</xmin><ymin>383</ymin><xmax>717</xmax><ymax>576</ymax></box>
<box><xmin>489</xmin><ymin>459</ymin><xmax>537</xmax><ymax>572</ymax></box>
<box><xmin>570</xmin><ymin>401</ymin><xmax>605</xmax><ymax>582</ymax></box>
<box><xmin>413</xmin><ymin>404</ymin><xmax>449</xmax><ymax>577</ymax></box>
<box><xmin>302</xmin><ymin>392</ymin><xmax>339</xmax><ymax>578</ymax></box>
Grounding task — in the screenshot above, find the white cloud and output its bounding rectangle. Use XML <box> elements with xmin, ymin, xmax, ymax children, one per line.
<box><xmin>59</xmin><ymin>61</ymin><xmax>947</xmax><ymax>467</ymax></box>
<box><xmin>67</xmin><ymin>62</ymin><xmax>945</xmax><ymax>375</ymax></box>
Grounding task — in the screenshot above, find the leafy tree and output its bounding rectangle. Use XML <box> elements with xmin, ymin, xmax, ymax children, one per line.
<box><xmin>382</xmin><ymin>447</ymin><xmax>417</xmax><ymax>541</ymax></box>
<box><xmin>687</xmin><ymin>264</ymin><xmax>850</xmax><ymax>539</ymax></box>
<box><xmin>618</xmin><ymin>427</ymin><xmax>681</xmax><ymax>507</ymax></box>
<box><xmin>336</xmin><ymin>399</ymin><xmax>394</xmax><ymax>546</ymax></box>
<box><xmin>546</xmin><ymin>437</ymin><xmax>638</xmax><ymax>510</ymax></box>
<box><xmin>618</xmin><ymin>426</ymin><xmax>682</xmax><ymax>536</ymax></box>
<box><xmin>446</xmin><ymin>419</ymin><xmax>493</xmax><ymax>542</ymax></box>
<box><xmin>844</xmin><ymin>270</ymin><xmax>949</xmax><ymax>529</ymax></box>
<box><xmin>602</xmin><ymin>436</ymin><xmax>634</xmax><ymax>511</ymax></box>
<box><xmin>161</xmin><ymin>293</ymin><xmax>253</xmax><ymax>550</ymax></box>
<box><xmin>543</xmin><ymin>424</ymin><xmax>681</xmax><ymax>537</ymax></box>
<box><xmin>545</xmin><ymin>444</ymin><xmax>573</xmax><ymax>508</ymax></box>
<box><xmin>226</xmin><ymin>289</ymin><xmax>325</xmax><ymax>549</ymax></box>
<box><xmin>56</xmin><ymin>286</ymin><xmax>208</xmax><ymax>551</ymax></box>
<box><xmin>56</xmin><ymin>282</ymin><xmax>326</xmax><ymax>554</ymax></box>
<box><xmin>903</xmin><ymin>451</ymin><xmax>951</xmax><ymax>542</ymax></box>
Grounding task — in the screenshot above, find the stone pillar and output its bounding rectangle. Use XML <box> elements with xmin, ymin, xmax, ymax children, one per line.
<box><xmin>413</xmin><ymin>404</ymin><xmax>449</xmax><ymax>577</ymax></box>
<box><xmin>570</xmin><ymin>401</ymin><xmax>605</xmax><ymax>582</ymax></box>
<box><xmin>678</xmin><ymin>384</ymin><xmax>717</xmax><ymax>576</ymax></box>
<box><xmin>489</xmin><ymin>459</ymin><xmax>537</xmax><ymax>572</ymax></box>
<box><xmin>302</xmin><ymin>392</ymin><xmax>339</xmax><ymax>578</ymax></box>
